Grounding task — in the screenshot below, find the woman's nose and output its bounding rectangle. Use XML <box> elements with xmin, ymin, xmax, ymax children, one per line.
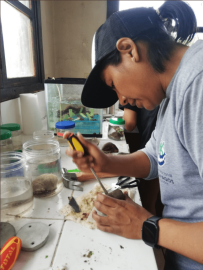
<box><xmin>119</xmin><ymin>96</ymin><xmax>127</xmax><ymax>106</ymax></box>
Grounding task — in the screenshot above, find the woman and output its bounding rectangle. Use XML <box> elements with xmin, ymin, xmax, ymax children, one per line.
<box><xmin>65</xmin><ymin>2</ymin><xmax>203</xmax><ymax>269</ymax></box>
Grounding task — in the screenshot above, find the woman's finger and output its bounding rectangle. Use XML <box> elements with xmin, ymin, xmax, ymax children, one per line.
<box><xmin>77</xmin><ymin>132</ymin><xmax>92</xmax><ymax>148</ymax></box>
<box><xmin>92</xmin><ymin>211</ymin><xmax>113</xmax><ymax>226</ymax></box>
<box><xmin>94</xmin><ymin>201</ymin><xmax>115</xmax><ymax>217</ymax></box>
<box><xmin>93</xmin><ymin>202</ymin><xmax>130</xmax><ymax>226</ymax></box>
<box><xmin>66</xmin><ymin>148</ymin><xmax>84</xmax><ymax>158</ymax></box>
<box><xmin>63</xmin><ymin>131</ymin><xmax>73</xmax><ymax>139</ymax></box>
<box><xmin>96</xmin><ymin>224</ymin><xmax>114</xmax><ymax>234</ymax></box>
<box><xmin>72</xmin><ymin>156</ymin><xmax>93</xmax><ymax>167</ymax></box>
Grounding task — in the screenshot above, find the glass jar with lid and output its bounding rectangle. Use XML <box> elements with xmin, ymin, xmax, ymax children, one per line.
<box><xmin>0</xmin><ymin>129</ymin><xmax>14</xmax><ymax>152</ymax></box>
<box><xmin>108</xmin><ymin>118</ymin><xmax>125</xmax><ymax>141</ymax></box>
<box><xmin>23</xmin><ymin>140</ymin><xmax>62</xmax><ymax>198</ymax></box>
<box><xmin>1</xmin><ymin>152</ymin><xmax>33</xmax><ymax>221</ymax></box>
<box><xmin>55</xmin><ymin>121</ymin><xmax>75</xmax><ymax>147</ymax></box>
<box><xmin>1</xmin><ymin>123</ymin><xmax>22</xmax><ymax>151</ymax></box>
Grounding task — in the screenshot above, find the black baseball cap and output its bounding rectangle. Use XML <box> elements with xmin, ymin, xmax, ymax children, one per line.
<box><xmin>81</xmin><ymin>7</ymin><xmax>162</xmax><ymax>109</ymax></box>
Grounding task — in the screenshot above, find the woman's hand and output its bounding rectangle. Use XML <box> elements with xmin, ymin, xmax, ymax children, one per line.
<box><xmin>63</xmin><ymin>132</ymin><xmax>109</xmax><ymax>173</ymax></box>
<box><xmin>92</xmin><ymin>192</ymin><xmax>152</xmax><ymax>239</ymax></box>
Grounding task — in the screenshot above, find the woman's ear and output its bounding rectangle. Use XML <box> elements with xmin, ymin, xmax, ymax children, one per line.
<box><xmin>116</xmin><ymin>38</ymin><xmax>139</xmax><ymax>62</ymax></box>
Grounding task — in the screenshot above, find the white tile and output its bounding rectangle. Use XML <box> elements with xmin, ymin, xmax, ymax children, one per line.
<box><xmin>53</xmin><ymin>221</ymin><xmax>157</xmax><ymax>270</ymax></box>
<box><xmin>9</xmin><ymin>219</ymin><xmax>64</xmax><ymax>270</ymax></box>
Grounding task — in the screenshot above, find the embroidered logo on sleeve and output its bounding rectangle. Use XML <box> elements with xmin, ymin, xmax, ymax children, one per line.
<box><xmin>158</xmin><ymin>141</ymin><xmax>166</xmax><ymax>166</ymax></box>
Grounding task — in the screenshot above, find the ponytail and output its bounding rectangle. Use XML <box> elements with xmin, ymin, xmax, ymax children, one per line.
<box><xmin>158</xmin><ymin>1</ymin><xmax>197</xmax><ymax>44</ymax></box>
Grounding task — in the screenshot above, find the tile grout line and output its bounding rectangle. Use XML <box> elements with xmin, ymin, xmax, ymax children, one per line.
<box><xmin>50</xmin><ymin>220</ymin><xmax>66</xmax><ymax>267</ymax></box>
<box><xmin>8</xmin><ymin>216</ymin><xmax>64</xmax><ymax>221</ymax></box>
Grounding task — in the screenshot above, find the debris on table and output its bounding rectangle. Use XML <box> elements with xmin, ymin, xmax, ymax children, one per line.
<box><xmin>60</xmin><ymin>184</ymin><xmax>110</xmax><ymax>229</ymax></box>
<box><xmin>60</xmin><ymin>183</ymin><xmax>135</xmax><ymax>229</ymax></box>
<box><xmin>87</xmin><ymin>251</ymin><xmax>93</xmax><ymax>258</ymax></box>
<box><xmin>55</xmin><ymin>265</ymin><xmax>68</xmax><ymax>270</ymax></box>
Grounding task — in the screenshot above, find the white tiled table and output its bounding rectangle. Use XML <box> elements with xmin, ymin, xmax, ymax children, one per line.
<box><xmin>7</xmin><ymin>124</ymin><xmax>158</xmax><ymax>270</ymax></box>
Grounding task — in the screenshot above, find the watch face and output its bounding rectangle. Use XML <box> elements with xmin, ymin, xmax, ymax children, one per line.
<box><xmin>142</xmin><ymin>221</ymin><xmax>157</xmax><ymax>247</ymax></box>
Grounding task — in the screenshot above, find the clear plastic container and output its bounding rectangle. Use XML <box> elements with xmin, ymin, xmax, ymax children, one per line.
<box><xmin>108</xmin><ymin>118</ymin><xmax>125</xmax><ymax>141</ymax></box>
<box><xmin>1</xmin><ymin>152</ymin><xmax>33</xmax><ymax>221</ymax></box>
<box><xmin>23</xmin><ymin>140</ymin><xmax>62</xmax><ymax>198</ymax></box>
<box><xmin>0</xmin><ymin>129</ymin><xmax>14</xmax><ymax>152</ymax></box>
<box><xmin>33</xmin><ymin>130</ymin><xmax>55</xmax><ymax>141</ymax></box>
<box><xmin>0</xmin><ymin>123</ymin><xmax>22</xmax><ymax>151</ymax></box>
<box><xmin>55</xmin><ymin>120</ymin><xmax>75</xmax><ymax>147</ymax></box>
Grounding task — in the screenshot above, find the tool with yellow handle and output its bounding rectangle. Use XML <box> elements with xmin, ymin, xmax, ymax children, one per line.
<box><xmin>1</xmin><ymin>236</ymin><xmax>22</xmax><ymax>270</ymax></box>
<box><xmin>67</xmin><ymin>134</ymin><xmax>125</xmax><ymax>200</ymax></box>
<box><xmin>67</xmin><ymin>134</ymin><xmax>109</xmax><ymax>195</ymax></box>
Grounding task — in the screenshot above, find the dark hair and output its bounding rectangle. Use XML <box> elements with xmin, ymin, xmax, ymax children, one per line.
<box><xmin>100</xmin><ymin>1</ymin><xmax>197</xmax><ymax>73</ymax></box>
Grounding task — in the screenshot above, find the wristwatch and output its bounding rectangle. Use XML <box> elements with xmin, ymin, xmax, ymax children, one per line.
<box><xmin>142</xmin><ymin>216</ymin><xmax>162</xmax><ymax>249</ymax></box>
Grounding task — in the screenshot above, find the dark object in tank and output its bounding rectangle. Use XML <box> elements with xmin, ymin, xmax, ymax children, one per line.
<box><xmin>57</xmin><ymin>105</ymin><xmax>87</xmax><ymax>118</ymax></box>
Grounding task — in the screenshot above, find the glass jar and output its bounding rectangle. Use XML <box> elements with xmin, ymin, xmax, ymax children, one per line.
<box><xmin>1</xmin><ymin>123</ymin><xmax>22</xmax><ymax>151</ymax></box>
<box><xmin>55</xmin><ymin>121</ymin><xmax>75</xmax><ymax>147</ymax></box>
<box><xmin>33</xmin><ymin>130</ymin><xmax>55</xmax><ymax>141</ymax></box>
<box><xmin>23</xmin><ymin>140</ymin><xmax>62</xmax><ymax>198</ymax></box>
<box><xmin>0</xmin><ymin>129</ymin><xmax>14</xmax><ymax>152</ymax></box>
<box><xmin>1</xmin><ymin>152</ymin><xmax>33</xmax><ymax>221</ymax></box>
<box><xmin>108</xmin><ymin>118</ymin><xmax>125</xmax><ymax>141</ymax></box>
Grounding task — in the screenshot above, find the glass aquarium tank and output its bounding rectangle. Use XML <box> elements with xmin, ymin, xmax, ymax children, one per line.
<box><xmin>44</xmin><ymin>78</ymin><xmax>103</xmax><ymax>137</ymax></box>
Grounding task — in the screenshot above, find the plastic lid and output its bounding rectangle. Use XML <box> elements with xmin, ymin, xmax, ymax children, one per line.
<box><xmin>109</xmin><ymin>118</ymin><xmax>125</xmax><ymax>125</ymax></box>
<box><xmin>55</xmin><ymin>120</ymin><xmax>75</xmax><ymax>129</ymax></box>
<box><xmin>0</xmin><ymin>129</ymin><xmax>12</xmax><ymax>140</ymax></box>
<box><xmin>0</xmin><ymin>123</ymin><xmax>21</xmax><ymax>131</ymax></box>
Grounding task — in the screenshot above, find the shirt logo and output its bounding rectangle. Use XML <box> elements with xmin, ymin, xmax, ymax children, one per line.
<box><xmin>158</xmin><ymin>141</ymin><xmax>166</xmax><ymax>166</ymax></box>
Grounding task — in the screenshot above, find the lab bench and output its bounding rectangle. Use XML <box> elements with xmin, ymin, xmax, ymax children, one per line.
<box><xmin>4</xmin><ymin>124</ymin><xmax>158</xmax><ymax>270</ymax></box>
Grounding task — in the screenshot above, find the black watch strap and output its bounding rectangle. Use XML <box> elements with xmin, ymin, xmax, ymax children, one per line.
<box><xmin>147</xmin><ymin>215</ymin><xmax>162</xmax><ymax>223</ymax></box>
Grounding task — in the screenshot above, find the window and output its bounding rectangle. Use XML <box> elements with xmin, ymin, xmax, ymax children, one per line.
<box><xmin>1</xmin><ymin>1</ymin><xmax>44</xmax><ymax>102</ymax></box>
<box><xmin>107</xmin><ymin>1</ymin><xmax>203</xmax><ymax>41</ymax></box>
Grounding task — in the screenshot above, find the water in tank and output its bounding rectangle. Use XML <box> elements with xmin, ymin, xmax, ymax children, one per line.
<box><xmin>44</xmin><ymin>78</ymin><xmax>103</xmax><ymax>137</ymax></box>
